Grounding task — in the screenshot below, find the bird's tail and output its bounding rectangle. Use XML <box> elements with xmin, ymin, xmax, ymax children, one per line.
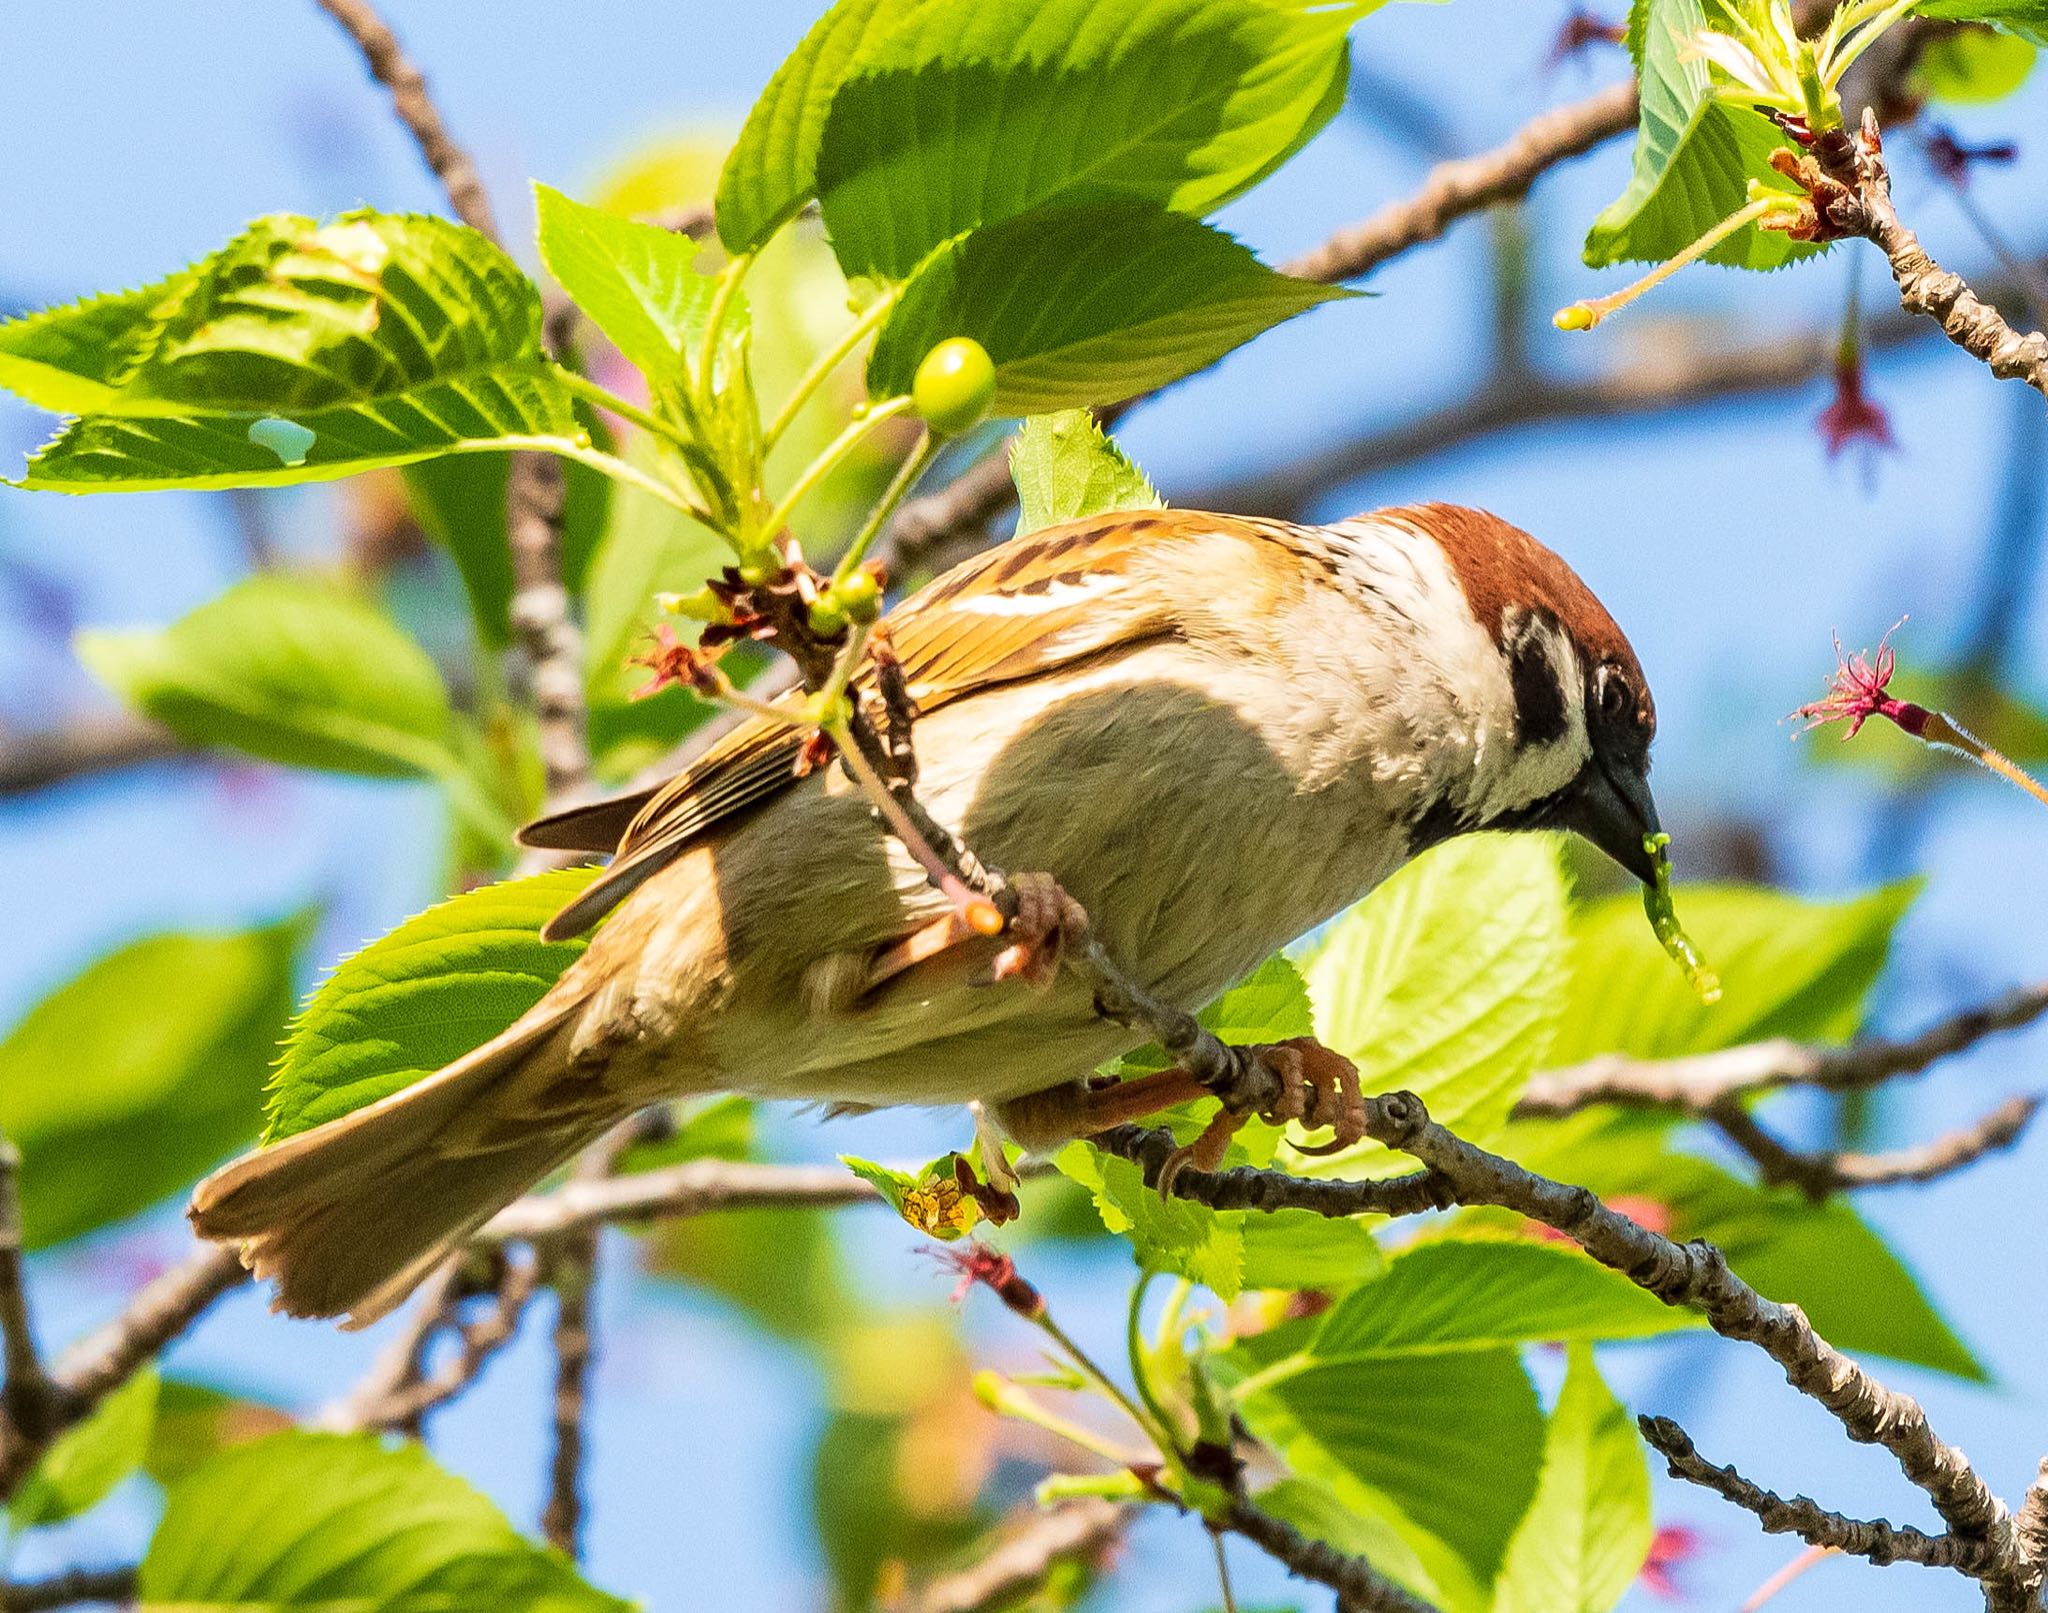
<box><xmin>190</xmin><ymin>993</ymin><xmax>624</xmax><ymax>1329</ymax></box>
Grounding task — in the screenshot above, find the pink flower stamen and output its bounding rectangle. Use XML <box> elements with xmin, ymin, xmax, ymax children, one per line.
<box><xmin>1793</xmin><ymin>620</ymin><xmax>1931</xmax><ymax>740</ymax></box>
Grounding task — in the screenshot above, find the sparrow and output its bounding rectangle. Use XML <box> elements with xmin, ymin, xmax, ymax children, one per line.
<box><xmin>190</xmin><ymin>502</ymin><xmax>1662</xmax><ymax>1325</ymax></box>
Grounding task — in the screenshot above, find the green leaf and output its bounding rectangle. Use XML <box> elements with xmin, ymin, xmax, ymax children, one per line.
<box><xmin>815</xmin><ymin>0</ymin><xmax>1377</xmax><ymax>282</ymax></box>
<box><xmin>1914</xmin><ymin>25</ymin><xmax>2038</xmax><ymax>98</ymax></box>
<box><xmin>1915</xmin><ymin>0</ymin><xmax>2048</xmax><ymax>45</ymax></box>
<box><xmin>267</xmin><ymin>867</ymin><xmax>598</xmax><ymax>1141</ymax></box>
<box><xmin>1492</xmin><ymin>1347</ymin><xmax>1651</xmax><ymax>1613</ymax></box>
<box><xmin>6</xmin><ymin>211</ymin><xmax>583</xmax><ymax>491</ymax></box>
<box><xmin>1547</xmin><ymin>880</ymin><xmax>1916</xmax><ymax>1063</ymax></box>
<box><xmin>139</xmin><ymin>1431</ymin><xmax>628</xmax><ymax>1613</ymax></box>
<box><xmin>0</xmin><ymin>921</ymin><xmax>304</xmax><ymax>1248</ymax></box>
<box><xmin>1010</xmin><ymin>408</ymin><xmax>1162</xmax><ymax>535</ymax></box>
<box><xmin>1500</xmin><ymin>1112</ymin><xmax>1983</xmax><ymax>1378</ymax></box>
<box><xmin>1584</xmin><ymin>0</ymin><xmax>1817</xmax><ymax>270</ymax></box>
<box><xmin>1302</xmin><ymin>1238</ymin><xmax>1697</xmax><ymax>1361</ymax></box>
<box><xmin>868</xmin><ymin>202</ymin><xmax>1350</xmax><ymax>413</ymax></box>
<box><xmin>144</xmin><ymin>1379</ymin><xmax>294</xmax><ymax>1490</ymax></box>
<box><xmin>717</xmin><ymin>0</ymin><xmax>923</xmax><ymax>255</ymax></box>
<box><xmin>1239</xmin><ymin>1346</ymin><xmax>1544</xmax><ymax>1594</ymax></box>
<box><xmin>10</xmin><ymin>1369</ymin><xmax>160</xmax><ymax>1530</ymax></box>
<box><xmin>1255</xmin><ymin>1476</ymin><xmax>1459</xmax><ymax>1613</ymax></box>
<box><xmin>1054</xmin><ymin>1142</ymin><xmax>1247</xmax><ymax>1296</ymax></box>
<box><xmin>535</xmin><ymin>183</ymin><xmax>718</xmax><ymax>386</ymax></box>
<box><xmin>1300</xmin><ymin>834</ymin><xmax>1570</xmax><ymax>1175</ymax></box>
<box><xmin>1239</xmin><ymin>1211</ymin><xmax>1386</xmax><ymax>1292</ymax></box>
<box><xmin>77</xmin><ymin>573</ymin><xmax>463</xmax><ymax>782</ymax></box>
<box><xmin>580</xmin><ymin>443</ymin><xmax>731</xmax><ymax>779</ymax></box>
<box><xmin>840</xmin><ymin>1154</ymin><xmax>920</xmax><ymax>1216</ymax></box>
<box><xmin>1057</xmin><ymin>954</ymin><xmax>1321</xmax><ymax>1292</ymax></box>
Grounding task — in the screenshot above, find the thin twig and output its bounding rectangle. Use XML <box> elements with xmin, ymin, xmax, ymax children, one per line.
<box><xmin>0</xmin><ymin>1246</ymin><xmax>247</xmax><ymax>1501</ymax></box>
<box><xmin>329</xmin><ymin>1255</ymin><xmax>541</xmax><ymax>1434</ymax></box>
<box><xmin>0</xmin><ymin>1566</ymin><xmax>139</xmax><ymax>1612</ymax></box>
<box><xmin>1642</xmin><ymin>1415</ymin><xmax>2002</xmax><ymax>1572</ymax></box>
<box><xmin>479</xmin><ymin>1158</ymin><xmax>879</xmax><ymax>1244</ymax></box>
<box><xmin>1709</xmin><ymin>1093</ymin><xmax>2042</xmax><ymax>1199</ymax></box>
<box><xmin>1222</xmin><ymin>1494</ymin><xmax>1436</xmax><ymax>1613</ymax></box>
<box><xmin>312</xmin><ymin>0</ymin><xmax>591</xmax><ymax>807</ymax></box>
<box><xmin>1834</xmin><ymin>112</ymin><xmax>2048</xmax><ymax>399</ymax></box>
<box><xmin>0</xmin><ymin>1139</ymin><xmax>58</xmax><ymax>1445</ymax></box>
<box><xmin>317</xmin><ymin>1258</ymin><xmax>463</xmax><ymax>1435</ymax></box>
<box><xmin>908</xmin><ymin>1500</ymin><xmax>1131</xmax><ymax>1613</ymax></box>
<box><xmin>1515</xmin><ymin>982</ymin><xmax>2048</xmax><ymax>1117</ymax></box>
<box><xmin>0</xmin><ymin>713</ymin><xmax>187</xmax><ymax>797</ymax></box>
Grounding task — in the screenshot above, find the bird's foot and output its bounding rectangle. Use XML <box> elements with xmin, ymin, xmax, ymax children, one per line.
<box><xmin>990</xmin><ymin>871</ymin><xmax>1089</xmax><ymax>989</ymax></box>
<box><xmin>1155</xmin><ymin>1037</ymin><xmax>1367</xmax><ymax>1199</ymax></box>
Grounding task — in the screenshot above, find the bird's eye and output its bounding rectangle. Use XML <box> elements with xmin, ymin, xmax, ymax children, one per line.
<box><xmin>1598</xmin><ymin>664</ymin><xmax>1633</xmax><ymax>722</ymax></box>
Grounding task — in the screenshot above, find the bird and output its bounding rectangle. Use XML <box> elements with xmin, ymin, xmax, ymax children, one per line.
<box><xmin>189</xmin><ymin>502</ymin><xmax>1663</xmax><ymax>1326</ymax></box>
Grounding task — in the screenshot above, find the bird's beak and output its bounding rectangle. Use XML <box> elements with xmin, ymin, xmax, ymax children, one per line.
<box><xmin>1560</xmin><ymin>759</ymin><xmax>1663</xmax><ymax>886</ymax></box>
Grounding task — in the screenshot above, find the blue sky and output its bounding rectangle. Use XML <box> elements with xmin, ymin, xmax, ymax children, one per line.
<box><xmin>3</xmin><ymin>3</ymin><xmax>2047</xmax><ymax>1609</ymax></box>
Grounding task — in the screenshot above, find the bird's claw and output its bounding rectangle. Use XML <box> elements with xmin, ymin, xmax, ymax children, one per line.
<box><xmin>1154</xmin><ymin>1037</ymin><xmax>1367</xmax><ymax>1199</ymax></box>
<box><xmin>990</xmin><ymin>872</ymin><xmax>1089</xmax><ymax>989</ymax></box>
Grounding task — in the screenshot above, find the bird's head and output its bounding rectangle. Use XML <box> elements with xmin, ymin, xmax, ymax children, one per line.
<box><xmin>1379</xmin><ymin>503</ymin><xmax>1663</xmax><ymax>887</ymax></box>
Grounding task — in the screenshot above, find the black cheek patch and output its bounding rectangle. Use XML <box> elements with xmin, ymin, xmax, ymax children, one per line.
<box><xmin>1508</xmin><ymin>631</ymin><xmax>1570</xmax><ymax>748</ymax></box>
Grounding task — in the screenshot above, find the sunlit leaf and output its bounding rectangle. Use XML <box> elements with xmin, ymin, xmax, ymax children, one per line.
<box><xmin>1011</xmin><ymin>408</ymin><xmax>1163</xmax><ymax>534</ymax></box>
<box><xmin>1547</xmin><ymin>880</ymin><xmax>1917</xmax><ymax>1063</ymax></box>
<box><xmin>815</xmin><ymin>0</ymin><xmax>1378</xmax><ymax>281</ymax></box>
<box><xmin>1492</xmin><ymin>1347</ymin><xmax>1651</xmax><ymax>1613</ymax></box>
<box><xmin>267</xmin><ymin>867</ymin><xmax>598</xmax><ymax>1140</ymax></box>
<box><xmin>535</xmin><ymin>183</ymin><xmax>718</xmax><ymax>387</ymax></box>
<box><xmin>139</xmin><ymin>1432</ymin><xmax>628</xmax><ymax>1612</ymax></box>
<box><xmin>1915</xmin><ymin>0</ymin><xmax>2048</xmax><ymax>46</ymax></box>
<box><xmin>144</xmin><ymin>1379</ymin><xmax>294</xmax><ymax>1490</ymax></box>
<box><xmin>0</xmin><ymin>920</ymin><xmax>304</xmax><ymax>1248</ymax></box>
<box><xmin>1915</xmin><ymin>25</ymin><xmax>2038</xmax><ymax>98</ymax></box>
<box><xmin>10</xmin><ymin>1369</ymin><xmax>159</xmax><ymax>1530</ymax></box>
<box><xmin>1584</xmin><ymin>0</ymin><xmax>1819</xmax><ymax>270</ymax></box>
<box><xmin>868</xmin><ymin>201</ymin><xmax>1351</xmax><ymax>413</ymax></box>
<box><xmin>1300</xmin><ymin>834</ymin><xmax>1570</xmax><ymax>1175</ymax></box>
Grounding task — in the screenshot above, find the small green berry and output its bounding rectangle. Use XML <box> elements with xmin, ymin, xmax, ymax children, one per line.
<box><xmin>835</xmin><ymin>568</ymin><xmax>881</xmax><ymax>622</ymax></box>
<box><xmin>737</xmin><ymin>558</ymin><xmax>777</xmax><ymax>587</ymax></box>
<box><xmin>807</xmin><ymin>594</ymin><xmax>849</xmax><ymax>637</ymax></box>
<box><xmin>912</xmin><ymin>337</ymin><xmax>996</xmax><ymax>435</ymax></box>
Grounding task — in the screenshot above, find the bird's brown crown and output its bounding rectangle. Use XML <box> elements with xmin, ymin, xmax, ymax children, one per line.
<box><xmin>1384</xmin><ymin>502</ymin><xmax>1655</xmax><ymax>735</ymax></box>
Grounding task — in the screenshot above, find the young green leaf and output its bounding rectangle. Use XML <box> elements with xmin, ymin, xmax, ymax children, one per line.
<box><xmin>1239</xmin><ymin>1211</ymin><xmax>1387</xmax><ymax>1292</ymax></box>
<box><xmin>1302</xmin><ymin>1238</ymin><xmax>1699</xmax><ymax>1361</ymax></box>
<box><xmin>139</xmin><ymin>1432</ymin><xmax>629</xmax><ymax>1612</ymax></box>
<box><xmin>815</xmin><ymin>0</ymin><xmax>1378</xmax><ymax>281</ymax></box>
<box><xmin>1492</xmin><ymin>1347</ymin><xmax>1652</xmax><ymax>1613</ymax></box>
<box><xmin>1238</xmin><ymin>1345</ymin><xmax>1545</xmax><ymax>1593</ymax></box>
<box><xmin>1299</xmin><ymin>834</ymin><xmax>1570</xmax><ymax>1175</ymax></box>
<box><xmin>267</xmin><ymin>867</ymin><xmax>599</xmax><ymax>1141</ymax></box>
<box><xmin>0</xmin><ymin>921</ymin><xmax>304</xmax><ymax>1248</ymax></box>
<box><xmin>1254</xmin><ymin>1475</ymin><xmax>1463</xmax><ymax>1613</ymax></box>
<box><xmin>1547</xmin><ymin>879</ymin><xmax>1917</xmax><ymax>1064</ymax></box>
<box><xmin>1010</xmin><ymin>409</ymin><xmax>1163</xmax><ymax>534</ymax></box>
<box><xmin>1054</xmin><ymin>1142</ymin><xmax>1247</xmax><ymax>1295</ymax></box>
<box><xmin>1914</xmin><ymin>0</ymin><xmax>2048</xmax><ymax>46</ymax></box>
<box><xmin>717</xmin><ymin>0</ymin><xmax>923</xmax><ymax>255</ymax></box>
<box><xmin>1914</xmin><ymin>25</ymin><xmax>2038</xmax><ymax>98</ymax></box>
<box><xmin>76</xmin><ymin>573</ymin><xmax>465</xmax><ymax>784</ymax></box>
<box><xmin>10</xmin><ymin>1369</ymin><xmax>160</xmax><ymax>1530</ymax></box>
<box><xmin>1499</xmin><ymin>1111</ymin><xmax>1984</xmax><ymax>1378</ymax></box>
<box><xmin>1584</xmin><ymin>0</ymin><xmax>1816</xmax><ymax>270</ymax></box>
<box><xmin>535</xmin><ymin>183</ymin><xmax>720</xmax><ymax>387</ymax></box>
<box><xmin>867</xmin><ymin>201</ymin><xmax>1351</xmax><ymax>414</ymax></box>
<box><xmin>143</xmin><ymin>1378</ymin><xmax>294</xmax><ymax>1490</ymax></box>
<box><xmin>5</xmin><ymin>211</ymin><xmax>583</xmax><ymax>491</ymax></box>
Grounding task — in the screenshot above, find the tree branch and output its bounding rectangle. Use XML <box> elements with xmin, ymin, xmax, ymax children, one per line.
<box><xmin>1642</xmin><ymin>1414</ymin><xmax>2005</xmax><ymax>1573</ymax></box>
<box><xmin>1829</xmin><ymin>113</ymin><xmax>2048</xmax><ymax>400</ymax></box>
<box><xmin>312</xmin><ymin>0</ymin><xmax>591</xmax><ymax>806</ymax></box>
<box><xmin>908</xmin><ymin>1500</ymin><xmax>1132</xmax><ymax>1613</ymax></box>
<box><xmin>0</xmin><ymin>1566</ymin><xmax>139</xmax><ymax>1613</ymax></box>
<box><xmin>1708</xmin><ymin>1093</ymin><xmax>2041</xmax><ymax>1199</ymax></box>
<box><xmin>1515</xmin><ymin>981</ymin><xmax>2048</xmax><ymax>1117</ymax></box>
<box><xmin>0</xmin><ymin>713</ymin><xmax>187</xmax><ymax>798</ymax></box>
<box><xmin>1222</xmin><ymin>1494</ymin><xmax>1436</xmax><ymax>1613</ymax></box>
<box><xmin>0</xmin><ymin>1139</ymin><xmax>58</xmax><ymax>1445</ymax></box>
<box><xmin>1089</xmin><ymin>1089</ymin><xmax>2038</xmax><ymax>1607</ymax></box>
<box><xmin>0</xmin><ymin>1246</ymin><xmax>247</xmax><ymax>1501</ymax></box>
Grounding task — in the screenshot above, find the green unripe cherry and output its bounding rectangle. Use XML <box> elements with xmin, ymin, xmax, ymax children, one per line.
<box><xmin>912</xmin><ymin>337</ymin><xmax>996</xmax><ymax>435</ymax></box>
<box><xmin>807</xmin><ymin>593</ymin><xmax>849</xmax><ymax>638</ymax></box>
<box><xmin>835</xmin><ymin>568</ymin><xmax>881</xmax><ymax>623</ymax></box>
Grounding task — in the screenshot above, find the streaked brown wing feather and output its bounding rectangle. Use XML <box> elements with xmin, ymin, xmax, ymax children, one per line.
<box><xmin>537</xmin><ymin>509</ymin><xmax>1273</xmax><ymax>939</ymax></box>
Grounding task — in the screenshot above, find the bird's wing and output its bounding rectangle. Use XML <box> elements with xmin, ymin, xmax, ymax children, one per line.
<box><xmin>534</xmin><ymin>509</ymin><xmax>1271</xmax><ymax>939</ymax></box>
